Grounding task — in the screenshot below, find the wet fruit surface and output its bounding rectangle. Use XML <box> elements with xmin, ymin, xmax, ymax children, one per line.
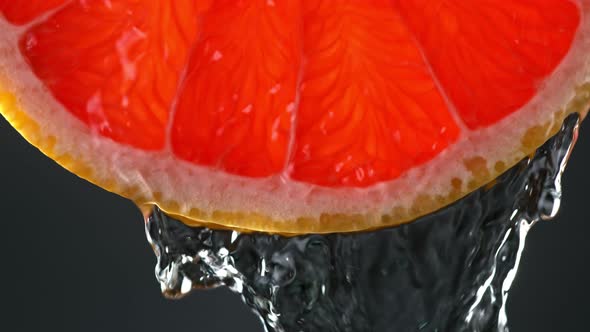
<box><xmin>2</xmin><ymin>0</ymin><xmax>580</xmax><ymax>186</ymax></box>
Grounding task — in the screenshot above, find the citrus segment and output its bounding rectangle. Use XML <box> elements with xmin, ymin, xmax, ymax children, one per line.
<box><xmin>289</xmin><ymin>0</ymin><xmax>460</xmax><ymax>187</ymax></box>
<box><xmin>395</xmin><ymin>0</ymin><xmax>581</xmax><ymax>128</ymax></box>
<box><xmin>18</xmin><ymin>1</ymin><xmax>202</xmax><ymax>149</ymax></box>
<box><xmin>170</xmin><ymin>0</ymin><xmax>301</xmax><ymax>177</ymax></box>
<box><xmin>0</xmin><ymin>0</ymin><xmax>65</xmax><ymax>25</ymax></box>
<box><xmin>0</xmin><ymin>1</ymin><xmax>589</xmax><ymax>233</ymax></box>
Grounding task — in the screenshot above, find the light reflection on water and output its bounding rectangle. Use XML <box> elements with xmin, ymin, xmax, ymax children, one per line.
<box><xmin>145</xmin><ymin>114</ymin><xmax>578</xmax><ymax>332</ymax></box>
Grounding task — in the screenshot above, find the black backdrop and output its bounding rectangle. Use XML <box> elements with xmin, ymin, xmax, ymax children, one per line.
<box><xmin>1</xmin><ymin>115</ymin><xmax>589</xmax><ymax>332</ymax></box>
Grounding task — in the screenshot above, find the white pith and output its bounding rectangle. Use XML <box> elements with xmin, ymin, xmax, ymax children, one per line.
<box><xmin>1</xmin><ymin>2</ymin><xmax>589</xmax><ymax>229</ymax></box>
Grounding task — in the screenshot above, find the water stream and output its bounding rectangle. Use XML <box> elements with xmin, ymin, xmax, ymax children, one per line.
<box><xmin>145</xmin><ymin>114</ymin><xmax>579</xmax><ymax>332</ymax></box>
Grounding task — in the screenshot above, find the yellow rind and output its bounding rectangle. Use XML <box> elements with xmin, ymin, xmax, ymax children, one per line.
<box><xmin>2</xmin><ymin>74</ymin><xmax>589</xmax><ymax>234</ymax></box>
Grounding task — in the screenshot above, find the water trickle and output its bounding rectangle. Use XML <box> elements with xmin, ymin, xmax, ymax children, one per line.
<box><xmin>145</xmin><ymin>114</ymin><xmax>579</xmax><ymax>332</ymax></box>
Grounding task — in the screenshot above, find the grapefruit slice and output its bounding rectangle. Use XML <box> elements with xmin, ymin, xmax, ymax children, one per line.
<box><xmin>0</xmin><ymin>1</ymin><xmax>589</xmax><ymax>233</ymax></box>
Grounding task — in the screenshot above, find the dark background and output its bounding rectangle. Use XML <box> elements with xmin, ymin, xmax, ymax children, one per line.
<box><xmin>1</xmin><ymin>115</ymin><xmax>589</xmax><ymax>332</ymax></box>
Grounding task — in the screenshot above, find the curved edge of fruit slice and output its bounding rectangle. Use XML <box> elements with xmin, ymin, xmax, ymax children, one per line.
<box><xmin>1</xmin><ymin>8</ymin><xmax>590</xmax><ymax>234</ymax></box>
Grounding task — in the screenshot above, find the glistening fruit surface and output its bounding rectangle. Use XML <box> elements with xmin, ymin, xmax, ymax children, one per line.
<box><xmin>0</xmin><ymin>1</ymin><xmax>588</xmax><ymax>233</ymax></box>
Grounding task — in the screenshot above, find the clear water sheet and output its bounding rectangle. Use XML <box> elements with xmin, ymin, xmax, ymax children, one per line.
<box><xmin>145</xmin><ymin>114</ymin><xmax>579</xmax><ymax>332</ymax></box>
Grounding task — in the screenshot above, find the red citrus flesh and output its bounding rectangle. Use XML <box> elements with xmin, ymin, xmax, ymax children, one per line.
<box><xmin>1</xmin><ymin>1</ymin><xmax>589</xmax><ymax>234</ymax></box>
<box><xmin>1</xmin><ymin>0</ymin><xmax>579</xmax><ymax>187</ymax></box>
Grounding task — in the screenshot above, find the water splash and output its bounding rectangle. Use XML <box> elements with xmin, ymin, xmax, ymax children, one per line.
<box><xmin>145</xmin><ymin>114</ymin><xmax>579</xmax><ymax>332</ymax></box>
